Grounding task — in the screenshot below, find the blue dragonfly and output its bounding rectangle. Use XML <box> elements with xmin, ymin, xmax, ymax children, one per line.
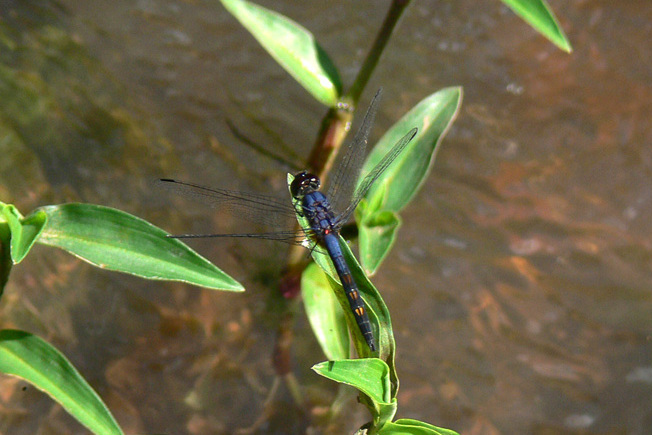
<box><xmin>159</xmin><ymin>90</ymin><xmax>417</xmax><ymax>352</ymax></box>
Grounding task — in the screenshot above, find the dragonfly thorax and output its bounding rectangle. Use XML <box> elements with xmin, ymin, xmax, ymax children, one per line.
<box><xmin>291</xmin><ymin>171</ymin><xmax>321</xmax><ymax>199</ymax></box>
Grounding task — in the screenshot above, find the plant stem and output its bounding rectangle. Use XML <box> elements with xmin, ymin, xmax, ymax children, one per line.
<box><xmin>306</xmin><ymin>0</ymin><xmax>412</xmax><ymax>187</ymax></box>
<box><xmin>347</xmin><ymin>0</ymin><xmax>412</xmax><ymax>105</ymax></box>
<box><xmin>307</xmin><ymin>105</ymin><xmax>353</xmax><ymax>182</ymax></box>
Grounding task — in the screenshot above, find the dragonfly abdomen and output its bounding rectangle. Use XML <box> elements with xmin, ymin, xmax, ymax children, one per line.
<box><xmin>323</xmin><ymin>233</ymin><xmax>376</xmax><ymax>352</ymax></box>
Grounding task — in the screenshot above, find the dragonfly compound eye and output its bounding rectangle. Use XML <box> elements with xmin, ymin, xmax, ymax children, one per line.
<box><xmin>291</xmin><ymin>171</ymin><xmax>321</xmax><ymax>198</ymax></box>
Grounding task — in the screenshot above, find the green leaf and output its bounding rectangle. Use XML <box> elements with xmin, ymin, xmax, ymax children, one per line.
<box><xmin>301</xmin><ymin>262</ymin><xmax>349</xmax><ymax>360</ymax></box>
<box><xmin>220</xmin><ymin>0</ymin><xmax>341</xmax><ymax>106</ymax></box>
<box><xmin>0</xmin><ymin>329</ymin><xmax>123</xmax><ymax>435</ymax></box>
<box><xmin>0</xmin><ymin>202</ymin><xmax>47</xmax><ymax>264</ymax></box>
<box><xmin>356</xmin><ymin>202</ymin><xmax>401</xmax><ymax>276</ymax></box>
<box><xmin>379</xmin><ymin>419</ymin><xmax>460</xmax><ymax>435</ymax></box>
<box><xmin>358</xmin><ymin>87</ymin><xmax>462</xmax><ymax>274</ymax></box>
<box><xmin>361</xmin><ymin>87</ymin><xmax>462</xmax><ymax>215</ymax></box>
<box><xmin>312</xmin><ymin>358</ymin><xmax>392</xmax><ymax>404</ymax></box>
<box><xmin>12</xmin><ymin>210</ymin><xmax>47</xmax><ymax>262</ymax></box>
<box><xmin>501</xmin><ymin>0</ymin><xmax>572</xmax><ymax>52</ymax></box>
<box><xmin>313</xmin><ymin>358</ymin><xmax>398</xmax><ymax>426</ymax></box>
<box><xmin>36</xmin><ymin>203</ymin><xmax>243</xmax><ymax>291</ymax></box>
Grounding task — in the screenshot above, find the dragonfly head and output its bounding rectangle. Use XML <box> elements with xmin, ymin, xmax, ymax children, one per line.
<box><xmin>291</xmin><ymin>171</ymin><xmax>320</xmax><ymax>198</ymax></box>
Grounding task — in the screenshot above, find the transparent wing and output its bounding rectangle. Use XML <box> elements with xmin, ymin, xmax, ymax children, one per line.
<box><xmin>156</xmin><ymin>178</ymin><xmax>297</xmax><ymax>230</ymax></box>
<box><xmin>166</xmin><ymin>230</ymin><xmax>309</xmax><ymax>245</ymax></box>
<box><xmin>325</xmin><ymin>89</ymin><xmax>382</xmax><ymax>216</ymax></box>
<box><xmin>157</xmin><ymin>178</ymin><xmax>329</xmax><ymax>248</ymax></box>
<box><xmin>337</xmin><ymin>127</ymin><xmax>418</xmax><ymax>224</ymax></box>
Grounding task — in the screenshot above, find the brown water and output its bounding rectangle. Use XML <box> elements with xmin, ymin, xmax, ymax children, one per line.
<box><xmin>0</xmin><ymin>1</ymin><xmax>650</xmax><ymax>434</ymax></box>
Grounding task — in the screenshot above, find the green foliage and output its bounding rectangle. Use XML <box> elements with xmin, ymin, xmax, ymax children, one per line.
<box><xmin>302</xmin><ymin>262</ymin><xmax>350</xmax><ymax>360</ymax></box>
<box><xmin>219</xmin><ymin>0</ymin><xmax>342</xmax><ymax>106</ymax></box>
<box><xmin>357</xmin><ymin>88</ymin><xmax>463</xmax><ymax>274</ymax></box>
<box><xmin>0</xmin><ymin>330</ymin><xmax>123</xmax><ymax>435</ymax></box>
<box><xmin>501</xmin><ymin>0</ymin><xmax>572</xmax><ymax>52</ymax></box>
<box><xmin>313</xmin><ymin>358</ymin><xmax>398</xmax><ymax>428</ymax></box>
<box><xmin>313</xmin><ymin>358</ymin><xmax>392</xmax><ymax>405</ymax></box>
<box><xmin>1</xmin><ymin>202</ymin><xmax>46</xmax><ymax>264</ymax></box>
<box><xmin>357</xmin><ymin>206</ymin><xmax>401</xmax><ymax>278</ymax></box>
<box><xmin>36</xmin><ymin>203</ymin><xmax>243</xmax><ymax>291</ymax></box>
<box><xmin>378</xmin><ymin>419</ymin><xmax>461</xmax><ymax>435</ymax></box>
<box><xmin>0</xmin><ymin>202</ymin><xmax>47</xmax><ymax>297</ymax></box>
<box><xmin>306</xmin><ymin>235</ymin><xmax>400</xmax><ymax>389</ymax></box>
<box><xmin>0</xmin><ymin>201</ymin><xmax>243</xmax><ymax>291</ymax></box>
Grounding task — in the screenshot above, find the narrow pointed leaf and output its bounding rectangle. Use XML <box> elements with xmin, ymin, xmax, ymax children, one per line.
<box><xmin>358</xmin><ymin>87</ymin><xmax>462</xmax><ymax>274</ymax></box>
<box><xmin>36</xmin><ymin>203</ymin><xmax>243</xmax><ymax>291</ymax></box>
<box><xmin>501</xmin><ymin>0</ymin><xmax>572</xmax><ymax>52</ymax></box>
<box><xmin>220</xmin><ymin>0</ymin><xmax>341</xmax><ymax>106</ymax></box>
<box><xmin>0</xmin><ymin>329</ymin><xmax>123</xmax><ymax>435</ymax></box>
<box><xmin>361</xmin><ymin>87</ymin><xmax>462</xmax><ymax>214</ymax></box>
